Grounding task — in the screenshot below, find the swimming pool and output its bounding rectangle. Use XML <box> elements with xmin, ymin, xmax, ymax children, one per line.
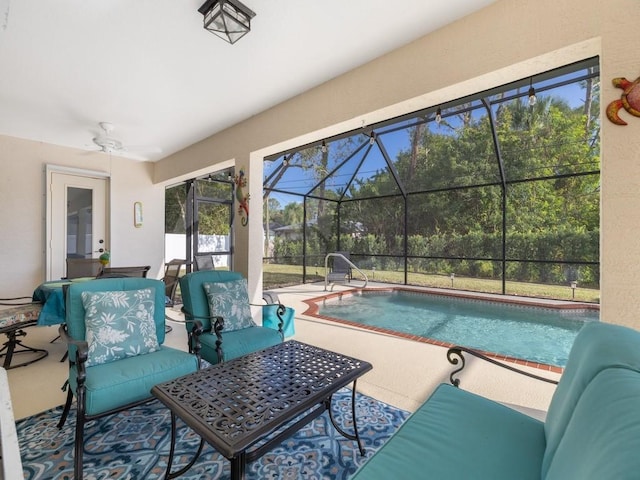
<box><xmin>306</xmin><ymin>289</ymin><xmax>599</xmax><ymax>368</ymax></box>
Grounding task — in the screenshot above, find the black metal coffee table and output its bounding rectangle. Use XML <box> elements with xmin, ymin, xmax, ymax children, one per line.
<box><xmin>151</xmin><ymin>340</ymin><xmax>373</xmax><ymax>480</ymax></box>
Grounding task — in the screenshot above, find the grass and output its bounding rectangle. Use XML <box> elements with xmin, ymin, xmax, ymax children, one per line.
<box><xmin>263</xmin><ymin>263</ymin><xmax>600</xmax><ymax>303</ymax></box>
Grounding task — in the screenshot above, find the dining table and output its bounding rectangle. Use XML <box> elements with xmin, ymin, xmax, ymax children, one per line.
<box><xmin>31</xmin><ymin>277</ymin><xmax>95</xmax><ymax>326</ymax></box>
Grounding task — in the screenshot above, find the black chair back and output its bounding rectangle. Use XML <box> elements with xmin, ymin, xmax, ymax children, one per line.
<box><xmin>97</xmin><ymin>266</ymin><xmax>150</xmax><ymax>278</ymax></box>
<box><xmin>194</xmin><ymin>253</ymin><xmax>215</xmax><ymax>271</ymax></box>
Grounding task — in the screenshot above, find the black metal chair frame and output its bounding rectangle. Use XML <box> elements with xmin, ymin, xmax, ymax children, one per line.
<box><xmin>326</xmin><ymin>252</ymin><xmax>353</xmax><ymax>287</ymax></box>
<box><xmin>163</xmin><ymin>259</ymin><xmax>186</xmax><ymax>307</ymax></box>
<box><xmin>56</xmin><ymin>282</ymin><xmax>203</xmax><ymax>479</ymax></box>
<box><xmin>0</xmin><ymin>321</ymin><xmax>49</xmax><ymax>369</ymax></box>
<box><xmin>446</xmin><ymin>345</ymin><xmax>559</xmax><ymax>388</ymax></box>
<box><xmin>193</xmin><ymin>253</ymin><xmax>215</xmax><ymax>271</ymax></box>
<box><xmin>0</xmin><ymin>301</ymin><xmax>48</xmax><ymax>369</ymax></box>
<box><xmin>96</xmin><ymin>265</ymin><xmax>150</xmax><ymax>278</ymax></box>
<box><xmin>64</xmin><ymin>258</ymin><xmax>103</xmax><ymax>279</ymax></box>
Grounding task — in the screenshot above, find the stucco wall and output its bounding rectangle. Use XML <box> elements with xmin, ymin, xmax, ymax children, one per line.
<box><xmin>0</xmin><ymin>135</ymin><xmax>165</xmax><ymax>296</ymax></box>
<box><xmin>155</xmin><ymin>0</ymin><xmax>640</xmax><ymax>328</ymax></box>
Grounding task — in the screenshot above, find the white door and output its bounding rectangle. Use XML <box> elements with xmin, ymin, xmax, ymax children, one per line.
<box><xmin>47</xmin><ymin>171</ymin><xmax>108</xmax><ymax>280</ymax></box>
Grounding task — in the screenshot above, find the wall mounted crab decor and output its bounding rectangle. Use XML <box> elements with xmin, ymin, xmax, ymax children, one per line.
<box><xmin>606</xmin><ymin>75</ymin><xmax>640</xmax><ymax>125</ymax></box>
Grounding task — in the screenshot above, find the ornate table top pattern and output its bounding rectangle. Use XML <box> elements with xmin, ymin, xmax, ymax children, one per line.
<box><xmin>152</xmin><ymin>340</ymin><xmax>373</xmax><ymax>459</ymax></box>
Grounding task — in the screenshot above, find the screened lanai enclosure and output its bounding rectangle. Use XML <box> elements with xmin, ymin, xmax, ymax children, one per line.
<box><xmin>263</xmin><ymin>57</ymin><xmax>600</xmax><ymax>302</ymax></box>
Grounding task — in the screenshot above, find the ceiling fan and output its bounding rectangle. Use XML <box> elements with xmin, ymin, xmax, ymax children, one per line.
<box><xmin>91</xmin><ymin>122</ymin><xmax>124</xmax><ymax>153</ymax></box>
<box><xmin>88</xmin><ymin>122</ymin><xmax>162</xmax><ymax>158</ymax></box>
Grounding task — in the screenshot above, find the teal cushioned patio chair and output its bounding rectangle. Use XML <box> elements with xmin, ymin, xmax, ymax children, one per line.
<box><xmin>180</xmin><ymin>270</ymin><xmax>284</xmax><ymax>364</ymax></box>
<box><xmin>57</xmin><ymin>277</ymin><xmax>201</xmax><ymax>480</ymax></box>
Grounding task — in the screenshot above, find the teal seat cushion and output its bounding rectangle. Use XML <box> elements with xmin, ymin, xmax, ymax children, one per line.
<box><xmin>352</xmin><ymin>383</ymin><xmax>545</xmax><ymax>480</ymax></box>
<box><xmin>69</xmin><ymin>346</ymin><xmax>198</xmax><ymax>416</ymax></box>
<box><xmin>545</xmin><ymin>367</ymin><xmax>640</xmax><ymax>480</ymax></box>
<box><xmin>542</xmin><ymin>322</ymin><xmax>640</xmax><ymax>475</ymax></box>
<box><xmin>199</xmin><ymin>326</ymin><xmax>282</xmax><ymax>364</ymax></box>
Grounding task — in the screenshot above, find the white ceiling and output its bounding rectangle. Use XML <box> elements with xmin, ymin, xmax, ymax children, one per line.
<box><xmin>0</xmin><ymin>0</ymin><xmax>495</xmax><ymax>161</ymax></box>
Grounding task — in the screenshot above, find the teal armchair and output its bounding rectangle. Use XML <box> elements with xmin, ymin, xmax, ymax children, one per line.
<box><xmin>57</xmin><ymin>277</ymin><xmax>201</xmax><ymax>480</ymax></box>
<box><xmin>179</xmin><ymin>271</ymin><xmax>284</xmax><ymax>364</ymax></box>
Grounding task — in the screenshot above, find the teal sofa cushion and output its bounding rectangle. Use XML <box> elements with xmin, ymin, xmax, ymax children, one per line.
<box><xmin>352</xmin><ymin>383</ymin><xmax>545</xmax><ymax>480</ymax></box>
<box><xmin>69</xmin><ymin>346</ymin><xmax>198</xmax><ymax>416</ymax></box>
<box><xmin>545</xmin><ymin>367</ymin><xmax>640</xmax><ymax>480</ymax></box>
<box><xmin>352</xmin><ymin>322</ymin><xmax>640</xmax><ymax>480</ymax></box>
<box><xmin>542</xmin><ymin>322</ymin><xmax>640</xmax><ymax>475</ymax></box>
<box><xmin>198</xmin><ymin>326</ymin><xmax>282</xmax><ymax>364</ymax></box>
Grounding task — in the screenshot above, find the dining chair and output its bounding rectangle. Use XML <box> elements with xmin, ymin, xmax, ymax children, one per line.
<box><xmin>162</xmin><ymin>259</ymin><xmax>186</xmax><ymax>307</ymax></box>
<box><xmin>328</xmin><ymin>251</ymin><xmax>352</xmax><ymax>283</ymax></box>
<box><xmin>179</xmin><ymin>270</ymin><xmax>284</xmax><ymax>364</ymax></box>
<box><xmin>96</xmin><ymin>265</ymin><xmax>150</xmax><ymax>278</ymax></box>
<box><xmin>57</xmin><ymin>277</ymin><xmax>201</xmax><ymax>479</ymax></box>
<box><xmin>193</xmin><ymin>253</ymin><xmax>215</xmax><ymax>271</ymax></box>
<box><xmin>64</xmin><ymin>258</ymin><xmax>103</xmax><ymax>279</ymax></box>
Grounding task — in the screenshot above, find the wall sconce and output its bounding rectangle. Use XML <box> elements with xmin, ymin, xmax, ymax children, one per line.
<box><xmin>435</xmin><ymin>107</ymin><xmax>442</xmax><ymax>125</ymax></box>
<box><xmin>321</xmin><ymin>140</ymin><xmax>327</xmax><ymax>153</ymax></box>
<box><xmin>198</xmin><ymin>0</ymin><xmax>256</xmax><ymax>44</ymax></box>
<box><xmin>134</xmin><ymin>202</ymin><xmax>143</xmax><ymax>228</ymax></box>
<box><xmin>369</xmin><ymin>132</ymin><xmax>376</xmax><ymax>145</ymax></box>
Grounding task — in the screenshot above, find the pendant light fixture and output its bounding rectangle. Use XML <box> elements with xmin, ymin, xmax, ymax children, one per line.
<box><xmin>198</xmin><ymin>0</ymin><xmax>256</xmax><ymax>44</ymax></box>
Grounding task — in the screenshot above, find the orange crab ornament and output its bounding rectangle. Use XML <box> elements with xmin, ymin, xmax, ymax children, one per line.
<box><xmin>606</xmin><ymin>75</ymin><xmax>640</xmax><ymax>125</ymax></box>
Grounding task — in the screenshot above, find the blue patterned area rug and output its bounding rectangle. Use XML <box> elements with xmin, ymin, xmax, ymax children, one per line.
<box><xmin>18</xmin><ymin>389</ymin><xmax>409</xmax><ymax>479</ymax></box>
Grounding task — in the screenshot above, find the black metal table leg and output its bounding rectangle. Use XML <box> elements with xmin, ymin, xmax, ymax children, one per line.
<box><xmin>327</xmin><ymin>379</ymin><xmax>366</xmax><ymax>456</ymax></box>
<box><xmin>231</xmin><ymin>452</ymin><xmax>246</xmax><ymax>480</ymax></box>
<box><xmin>164</xmin><ymin>412</ymin><xmax>205</xmax><ymax>479</ymax></box>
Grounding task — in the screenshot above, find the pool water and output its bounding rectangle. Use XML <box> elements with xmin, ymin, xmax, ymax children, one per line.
<box><xmin>317</xmin><ymin>291</ymin><xmax>599</xmax><ymax>367</ymax></box>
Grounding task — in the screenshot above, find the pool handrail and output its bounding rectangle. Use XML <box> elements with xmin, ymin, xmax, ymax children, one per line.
<box><xmin>324</xmin><ymin>253</ymin><xmax>368</xmax><ymax>291</ymax></box>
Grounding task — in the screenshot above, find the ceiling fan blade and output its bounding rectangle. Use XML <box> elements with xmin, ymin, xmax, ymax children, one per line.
<box><xmin>126</xmin><ymin>145</ymin><xmax>163</xmax><ymax>154</ymax></box>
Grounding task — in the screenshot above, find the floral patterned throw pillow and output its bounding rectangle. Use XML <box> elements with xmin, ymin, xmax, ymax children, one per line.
<box><xmin>81</xmin><ymin>288</ymin><xmax>160</xmax><ymax>367</ymax></box>
<box><xmin>203</xmin><ymin>279</ymin><xmax>256</xmax><ymax>332</ymax></box>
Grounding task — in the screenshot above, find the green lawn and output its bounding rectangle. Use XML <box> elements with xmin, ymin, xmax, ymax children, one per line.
<box><xmin>263</xmin><ymin>263</ymin><xmax>600</xmax><ymax>303</ymax></box>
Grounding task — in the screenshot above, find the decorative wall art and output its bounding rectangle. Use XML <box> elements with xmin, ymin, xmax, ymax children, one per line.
<box><xmin>606</xmin><ymin>75</ymin><xmax>640</xmax><ymax>125</ymax></box>
<box><xmin>234</xmin><ymin>168</ymin><xmax>249</xmax><ymax>226</ymax></box>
